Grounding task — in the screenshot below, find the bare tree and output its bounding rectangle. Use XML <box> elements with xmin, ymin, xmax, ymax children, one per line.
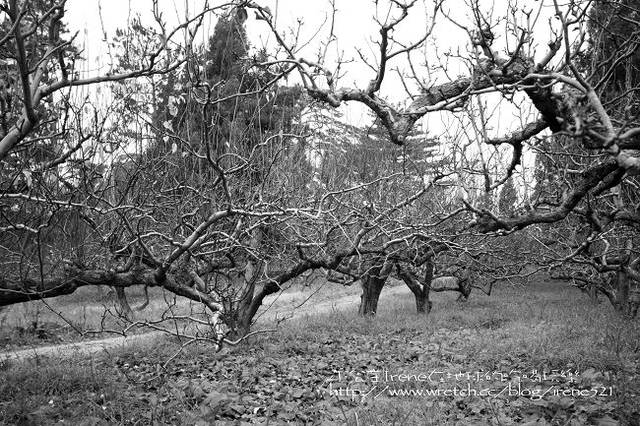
<box><xmin>249</xmin><ymin>0</ymin><xmax>640</xmax><ymax>314</ymax></box>
<box><xmin>0</xmin><ymin>1</ymin><xmax>448</xmax><ymax>343</ymax></box>
<box><xmin>2</xmin><ymin>0</ymin><xmax>640</xmax><ymax>353</ymax></box>
<box><xmin>0</xmin><ymin>1</ymin><xmax>318</xmax><ymax>343</ymax></box>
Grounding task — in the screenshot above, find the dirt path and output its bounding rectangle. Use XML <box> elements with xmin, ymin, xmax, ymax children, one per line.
<box><xmin>0</xmin><ymin>285</ymin><xmax>409</xmax><ymax>362</ymax></box>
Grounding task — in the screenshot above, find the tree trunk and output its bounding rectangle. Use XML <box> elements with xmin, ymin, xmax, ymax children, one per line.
<box><xmin>396</xmin><ymin>260</ymin><xmax>433</xmax><ymax>314</ymax></box>
<box><xmin>420</xmin><ymin>259</ymin><xmax>433</xmax><ymax>313</ymax></box>
<box><xmin>615</xmin><ymin>270</ymin><xmax>630</xmax><ymax>311</ymax></box>
<box><xmin>223</xmin><ymin>270</ymin><xmax>256</xmax><ymax>341</ymax></box>
<box><xmin>358</xmin><ymin>262</ymin><xmax>391</xmax><ymax>317</ymax></box>
<box><xmin>628</xmin><ymin>288</ymin><xmax>640</xmax><ymax>318</ymax></box>
<box><xmin>224</xmin><ymin>228</ymin><xmax>264</xmax><ymax>340</ymax></box>
<box><xmin>610</xmin><ymin>269</ymin><xmax>640</xmax><ymax>318</ymax></box>
<box><xmin>232</xmin><ymin>310</ymin><xmax>252</xmax><ymax>340</ymax></box>
<box><xmin>231</xmin><ymin>261</ymin><xmax>263</xmax><ymax>340</ymax></box>
<box><xmin>358</xmin><ymin>275</ymin><xmax>385</xmax><ymax>316</ymax></box>
<box><xmin>457</xmin><ymin>276</ymin><xmax>471</xmax><ymax>302</ymax></box>
<box><xmin>601</xmin><ymin>268</ymin><xmax>639</xmax><ymax>318</ymax></box>
<box><xmin>115</xmin><ymin>287</ymin><xmax>134</xmax><ymax>318</ymax></box>
<box><xmin>415</xmin><ymin>293</ymin><xmax>431</xmax><ymax>313</ymax></box>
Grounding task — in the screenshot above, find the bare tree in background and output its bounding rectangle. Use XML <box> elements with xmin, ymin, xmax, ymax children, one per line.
<box><xmin>250</xmin><ymin>0</ymin><xmax>640</xmax><ymax>315</ymax></box>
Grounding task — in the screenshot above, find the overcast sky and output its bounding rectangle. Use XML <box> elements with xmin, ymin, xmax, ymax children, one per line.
<box><xmin>62</xmin><ymin>0</ymin><xmax>557</xmax><ymax>116</ymax></box>
<box><xmin>63</xmin><ymin>0</ymin><xmax>475</xmax><ymax>95</ymax></box>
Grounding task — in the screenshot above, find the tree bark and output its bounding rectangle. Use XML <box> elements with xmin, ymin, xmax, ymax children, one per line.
<box><xmin>615</xmin><ymin>270</ymin><xmax>630</xmax><ymax>311</ymax></box>
<box><xmin>358</xmin><ymin>273</ymin><xmax>386</xmax><ymax>316</ymax></box>
<box><xmin>457</xmin><ymin>275</ymin><xmax>472</xmax><ymax>302</ymax></box>
<box><xmin>224</xmin><ymin>227</ymin><xmax>264</xmax><ymax>340</ymax></box>
<box><xmin>396</xmin><ymin>259</ymin><xmax>433</xmax><ymax>314</ymax></box>
<box><xmin>228</xmin><ymin>262</ymin><xmax>262</xmax><ymax>340</ymax></box>
<box><xmin>610</xmin><ymin>241</ymin><xmax>640</xmax><ymax>317</ymax></box>
<box><xmin>600</xmin><ymin>270</ymin><xmax>639</xmax><ymax>318</ymax></box>
<box><xmin>628</xmin><ymin>288</ymin><xmax>640</xmax><ymax>318</ymax></box>
<box><xmin>358</xmin><ymin>261</ymin><xmax>392</xmax><ymax>317</ymax></box>
<box><xmin>610</xmin><ymin>269</ymin><xmax>640</xmax><ymax>317</ymax></box>
<box><xmin>115</xmin><ymin>287</ymin><xmax>134</xmax><ymax>318</ymax></box>
<box><xmin>415</xmin><ymin>291</ymin><xmax>431</xmax><ymax>313</ymax></box>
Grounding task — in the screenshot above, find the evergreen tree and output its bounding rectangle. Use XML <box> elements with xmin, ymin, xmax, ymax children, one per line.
<box><xmin>498</xmin><ymin>176</ymin><xmax>517</xmax><ymax>216</ymax></box>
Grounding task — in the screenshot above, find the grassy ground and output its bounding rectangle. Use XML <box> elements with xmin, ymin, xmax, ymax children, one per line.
<box><xmin>0</xmin><ymin>278</ymin><xmax>358</xmax><ymax>351</ymax></box>
<box><xmin>0</xmin><ymin>286</ymin><xmax>168</xmax><ymax>349</ymax></box>
<box><xmin>0</xmin><ymin>280</ymin><xmax>638</xmax><ymax>425</ymax></box>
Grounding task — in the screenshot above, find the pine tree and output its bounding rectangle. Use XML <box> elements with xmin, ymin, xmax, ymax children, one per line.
<box><xmin>498</xmin><ymin>176</ymin><xmax>517</xmax><ymax>216</ymax></box>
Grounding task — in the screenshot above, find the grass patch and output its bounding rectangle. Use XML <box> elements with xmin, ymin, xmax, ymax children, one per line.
<box><xmin>1</xmin><ymin>280</ymin><xmax>638</xmax><ymax>424</ymax></box>
<box><xmin>0</xmin><ymin>358</ymin><xmax>144</xmax><ymax>424</ymax></box>
<box><xmin>0</xmin><ymin>279</ymin><xmax>358</xmax><ymax>351</ymax></box>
